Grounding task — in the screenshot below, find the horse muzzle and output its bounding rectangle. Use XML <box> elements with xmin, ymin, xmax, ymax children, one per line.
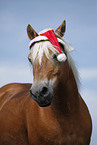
<box><xmin>30</xmin><ymin>80</ymin><xmax>55</xmax><ymax>107</ymax></box>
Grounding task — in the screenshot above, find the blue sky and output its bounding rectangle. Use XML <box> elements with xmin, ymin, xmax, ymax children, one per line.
<box><xmin>0</xmin><ymin>0</ymin><xmax>97</xmax><ymax>144</ymax></box>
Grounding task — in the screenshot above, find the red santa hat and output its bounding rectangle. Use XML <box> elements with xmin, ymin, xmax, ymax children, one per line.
<box><xmin>29</xmin><ymin>29</ymin><xmax>73</xmax><ymax>62</ymax></box>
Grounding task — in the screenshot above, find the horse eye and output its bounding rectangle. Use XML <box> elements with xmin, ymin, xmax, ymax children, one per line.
<box><xmin>53</xmin><ymin>54</ymin><xmax>57</xmax><ymax>60</ymax></box>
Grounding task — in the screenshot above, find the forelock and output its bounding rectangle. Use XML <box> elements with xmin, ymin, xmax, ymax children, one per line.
<box><xmin>30</xmin><ymin>41</ymin><xmax>58</xmax><ymax>65</ymax></box>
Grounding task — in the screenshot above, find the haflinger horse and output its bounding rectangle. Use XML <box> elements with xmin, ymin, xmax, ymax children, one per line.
<box><xmin>0</xmin><ymin>20</ymin><xmax>92</xmax><ymax>145</ymax></box>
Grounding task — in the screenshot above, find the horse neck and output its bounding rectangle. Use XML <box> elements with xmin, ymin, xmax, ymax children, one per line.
<box><xmin>51</xmin><ymin>67</ymin><xmax>79</xmax><ymax>116</ymax></box>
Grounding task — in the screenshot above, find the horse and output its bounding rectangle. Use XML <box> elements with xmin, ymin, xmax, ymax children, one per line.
<box><xmin>0</xmin><ymin>20</ymin><xmax>92</xmax><ymax>145</ymax></box>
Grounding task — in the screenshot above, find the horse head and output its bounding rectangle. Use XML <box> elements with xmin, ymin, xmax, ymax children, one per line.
<box><xmin>27</xmin><ymin>20</ymin><xmax>75</xmax><ymax>107</ymax></box>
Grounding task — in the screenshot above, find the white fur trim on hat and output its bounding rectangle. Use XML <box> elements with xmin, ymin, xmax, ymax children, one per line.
<box><xmin>29</xmin><ymin>36</ymin><xmax>66</xmax><ymax>50</ymax></box>
<box><xmin>29</xmin><ymin>36</ymin><xmax>48</xmax><ymax>49</ymax></box>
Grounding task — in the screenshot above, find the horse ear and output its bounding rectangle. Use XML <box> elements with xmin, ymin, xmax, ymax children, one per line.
<box><xmin>27</xmin><ymin>24</ymin><xmax>38</xmax><ymax>40</ymax></box>
<box><xmin>55</xmin><ymin>20</ymin><xmax>66</xmax><ymax>37</ymax></box>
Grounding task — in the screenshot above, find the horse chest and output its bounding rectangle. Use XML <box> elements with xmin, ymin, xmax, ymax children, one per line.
<box><xmin>29</xmin><ymin>130</ymin><xmax>85</xmax><ymax>145</ymax></box>
<box><xmin>28</xmin><ymin>117</ymin><xmax>86</xmax><ymax>145</ymax></box>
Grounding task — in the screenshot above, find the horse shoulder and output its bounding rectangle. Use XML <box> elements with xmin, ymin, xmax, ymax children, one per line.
<box><xmin>0</xmin><ymin>83</ymin><xmax>32</xmax><ymax>144</ymax></box>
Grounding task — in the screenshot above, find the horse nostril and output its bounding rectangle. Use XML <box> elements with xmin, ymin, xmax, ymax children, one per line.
<box><xmin>40</xmin><ymin>87</ymin><xmax>48</xmax><ymax>96</ymax></box>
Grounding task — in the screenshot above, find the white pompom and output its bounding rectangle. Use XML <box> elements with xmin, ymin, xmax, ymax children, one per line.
<box><xmin>57</xmin><ymin>53</ymin><xmax>67</xmax><ymax>62</ymax></box>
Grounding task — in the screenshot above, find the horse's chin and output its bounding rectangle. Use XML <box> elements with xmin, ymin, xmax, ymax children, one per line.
<box><xmin>30</xmin><ymin>93</ymin><xmax>52</xmax><ymax>107</ymax></box>
<box><xmin>37</xmin><ymin>101</ymin><xmax>51</xmax><ymax>107</ymax></box>
<box><xmin>34</xmin><ymin>98</ymin><xmax>52</xmax><ymax>107</ymax></box>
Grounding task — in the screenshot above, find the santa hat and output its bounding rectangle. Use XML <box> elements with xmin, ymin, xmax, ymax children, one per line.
<box><xmin>29</xmin><ymin>29</ymin><xmax>73</xmax><ymax>62</ymax></box>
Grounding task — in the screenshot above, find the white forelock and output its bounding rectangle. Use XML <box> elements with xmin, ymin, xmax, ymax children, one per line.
<box><xmin>30</xmin><ymin>41</ymin><xmax>58</xmax><ymax>65</ymax></box>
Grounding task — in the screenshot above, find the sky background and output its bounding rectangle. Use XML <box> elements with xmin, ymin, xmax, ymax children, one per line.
<box><xmin>0</xmin><ymin>0</ymin><xmax>97</xmax><ymax>144</ymax></box>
